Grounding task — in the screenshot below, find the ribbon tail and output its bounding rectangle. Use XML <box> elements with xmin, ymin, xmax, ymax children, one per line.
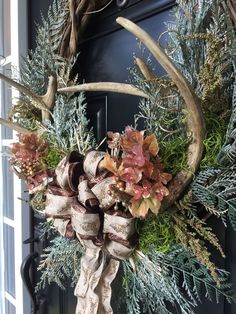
<box><xmin>96</xmin><ymin>259</ymin><xmax>120</xmax><ymax>314</ymax></box>
<box><xmin>75</xmin><ymin>245</ymin><xmax>120</xmax><ymax>314</ymax></box>
<box><xmin>75</xmin><ymin>246</ymin><xmax>105</xmax><ymax>314</ymax></box>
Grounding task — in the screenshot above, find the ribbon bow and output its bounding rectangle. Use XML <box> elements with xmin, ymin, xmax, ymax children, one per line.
<box><xmin>45</xmin><ymin>150</ymin><xmax>137</xmax><ymax>314</ymax></box>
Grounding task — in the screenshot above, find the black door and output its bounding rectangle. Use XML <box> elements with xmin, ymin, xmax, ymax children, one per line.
<box><xmin>25</xmin><ymin>1</ymin><xmax>236</xmax><ymax>313</ymax></box>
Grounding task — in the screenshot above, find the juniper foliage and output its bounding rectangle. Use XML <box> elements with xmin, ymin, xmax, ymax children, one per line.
<box><xmin>11</xmin><ymin>0</ymin><xmax>96</xmax><ymax>153</ymax></box>
<box><xmin>19</xmin><ymin>0</ymin><xmax>70</xmax><ymax>94</ymax></box>
<box><xmin>192</xmin><ymin>167</ymin><xmax>236</xmax><ymax>229</ymax></box>
<box><xmin>122</xmin><ymin>247</ymin><xmax>236</xmax><ymax>314</ymax></box>
<box><xmin>218</xmin><ymin>84</ymin><xmax>236</xmax><ymax>166</ymax></box>
<box><xmin>129</xmin><ymin>1</ymin><xmax>236</xmax><ymax>309</ymax></box>
<box><xmin>11</xmin><ymin>0</ymin><xmax>80</xmax><ymax>129</ymax></box>
<box><xmin>36</xmin><ymin>236</ymin><xmax>84</xmax><ymax>291</ymax></box>
<box><xmin>40</xmin><ymin>93</ymin><xmax>95</xmax><ymax>153</ymax></box>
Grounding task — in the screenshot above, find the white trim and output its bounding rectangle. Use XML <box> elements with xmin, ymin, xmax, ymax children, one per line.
<box><xmin>2</xmin><ymin>139</ymin><xmax>15</xmax><ymax>146</ymax></box>
<box><xmin>0</xmin><ymin>0</ymin><xmax>30</xmax><ymax>312</ymax></box>
<box><xmin>3</xmin><ymin>217</ymin><xmax>15</xmax><ymax>228</ymax></box>
<box><xmin>0</xmin><ymin>55</ymin><xmax>12</xmax><ymax>67</ymax></box>
<box><xmin>0</xmin><ymin>1</ymin><xmax>31</xmax><ymax>314</ymax></box>
<box><xmin>10</xmin><ymin>0</ymin><xmax>30</xmax><ymax>313</ymax></box>
<box><xmin>5</xmin><ymin>292</ymin><xmax>16</xmax><ymax>307</ymax></box>
<box><xmin>0</xmin><ymin>0</ymin><xmax>6</xmax><ymax>310</ymax></box>
<box><xmin>0</xmin><ymin>34</ymin><xmax>5</xmax><ymax>314</ymax></box>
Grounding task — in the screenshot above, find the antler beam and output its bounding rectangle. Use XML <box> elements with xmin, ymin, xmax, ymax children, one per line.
<box><xmin>41</xmin><ymin>72</ymin><xmax>57</xmax><ymax>121</ymax></box>
<box><xmin>58</xmin><ymin>82</ymin><xmax>148</xmax><ymax>98</ymax></box>
<box><xmin>116</xmin><ymin>17</ymin><xmax>205</xmax><ymax>210</ymax></box>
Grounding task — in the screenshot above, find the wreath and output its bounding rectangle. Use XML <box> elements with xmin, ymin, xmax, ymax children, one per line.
<box><xmin>1</xmin><ymin>0</ymin><xmax>236</xmax><ymax>313</ymax></box>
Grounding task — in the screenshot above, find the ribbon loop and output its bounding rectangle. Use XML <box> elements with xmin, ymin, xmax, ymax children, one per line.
<box><xmin>71</xmin><ymin>210</ymin><xmax>100</xmax><ymax>238</ymax></box>
<box><xmin>104</xmin><ymin>213</ymin><xmax>135</xmax><ymax>240</ymax></box>
<box><xmin>78</xmin><ymin>179</ymin><xmax>99</xmax><ymax>208</ymax></box>
<box><xmin>91</xmin><ymin>177</ymin><xmax>115</xmax><ymax>209</ymax></box>
<box><xmin>83</xmin><ymin>150</ymin><xmax>106</xmax><ymax>179</ymax></box>
<box><xmin>45</xmin><ymin>192</ymin><xmax>75</xmax><ymax>216</ymax></box>
<box><xmin>105</xmin><ymin>240</ymin><xmax>134</xmax><ymax>260</ymax></box>
<box><xmin>55</xmin><ymin>151</ymin><xmax>83</xmax><ymax>192</ymax></box>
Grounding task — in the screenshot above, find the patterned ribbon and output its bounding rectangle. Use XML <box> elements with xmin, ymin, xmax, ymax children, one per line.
<box><xmin>45</xmin><ymin>150</ymin><xmax>137</xmax><ymax>314</ymax></box>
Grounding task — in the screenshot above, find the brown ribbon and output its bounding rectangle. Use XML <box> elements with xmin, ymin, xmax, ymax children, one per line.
<box><xmin>45</xmin><ymin>150</ymin><xmax>137</xmax><ymax>314</ymax></box>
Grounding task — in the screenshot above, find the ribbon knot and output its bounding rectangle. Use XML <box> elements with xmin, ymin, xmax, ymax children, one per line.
<box><xmin>45</xmin><ymin>150</ymin><xmax>137</xmax><ymax>313</ymax></box>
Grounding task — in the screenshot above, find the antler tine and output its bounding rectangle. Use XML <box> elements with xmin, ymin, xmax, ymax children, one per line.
<box><xmin>0</xmin><ymin>117</ymin><xmax>33</xmax><ymax>134</ymax></box>
<box><xmin>0</xmin><ymin>73</ymin><xmax>49</xmax><ymax>111</ymax></box>
<box><xmin>58</xmin><ymin>82</ymin><xmax>148</xmax><ymax>98</ymax></box>
<box><xmin>135</xmin><ymin>57</ymin><xmax>170</xmax><ymax>98</ymax></box>
<box><xmin>40</xmin><ymin>72</ymin><xmax>57</xmax><ymax>121</ymax></box>
<box><xmin>117</xmin><ymin>17</ymin><xmax>205</xmax><ymax>210</ymax></box>
<box><xmin>0</xmin><ymin>72</ymin><xmax>57</xmax><ymax>123</ymax></box>
<box><xmin>135</xmin><ymin>57</ymin><xmax>157</xmax><ymax>81</ymax></box>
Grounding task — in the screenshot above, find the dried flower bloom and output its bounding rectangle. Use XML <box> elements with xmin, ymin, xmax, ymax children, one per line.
<box><xmin>102</xmin><ymin>126</ymin><xmax>172</xmax><ymax>218</ymax></box>
<box><xmin>10</xmin><ymin>133</ymin><xmax>48</xmax><ymax>181</ymax></box>
<box><xmin>107</xmin><ymin>131</ymin><xmax>121</xmax><ymax>149</ymax></box>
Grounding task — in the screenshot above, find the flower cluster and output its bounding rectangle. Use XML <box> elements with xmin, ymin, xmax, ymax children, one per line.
<box><xmin>102</xmin><ymin>126</ymin><xmax>172</xmax><ymax>218</ymax></box>
<box><xmin>10</xmin><ymin>133</ymin><xmax>49</xmax><ymax>191</ymax></box>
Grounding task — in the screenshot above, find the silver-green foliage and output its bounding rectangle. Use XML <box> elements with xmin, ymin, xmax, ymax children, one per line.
<box><xmin>36</xmin><ymin>236</ymin><xmax>84</xmax><ymax>291</ymax></box>
<box><xmin>20</xmin><ymin>0</ymin><xmax>70</xmax><ymax>94</ymax></box>
<box><xmin>168</xmin><ymin>0</ymin><xmax>230</xmax><ymax>91</ymax></box>
<box><xmin>218</xmin><ymin>83</ymin><xmax>236</xmax><ymax>166</ymax></box>
<box><xmin>40</xmin><ymin>93</ymin><xmax>96</xmax><ymax>153</ymax></box>
<box><xmin>167</xmin><ymin>1</ymin><xmax>236</xmax><ymax>229</ymax></box>
<box><xmin>131</xmin><ymin>45</ymin><xmax>187</xmax><ymax>142</ymax></box>
<box><xmin>122</xmin><ymin>247</ymin><xmax>236</xmax><ymax>314</ymax></box>
<box><xmin>192</xmin><ymin>167</ymin><xmax>236</xmax><ymax>229</ymax></box>
<box><xmin>18</xmin><ymin>0</ymin><xmax>96</xmax><ymax>153</ymax></box>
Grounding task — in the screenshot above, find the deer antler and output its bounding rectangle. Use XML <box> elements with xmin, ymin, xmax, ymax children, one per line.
<box><xmin>135</xmin><ymin>57</ymin><xmax>171</xmax><ymax>98</ymax></box>
<box><xmin>0</xmin><ymin>73</ymin><xmax>49</xmax><ymax>111</ymax></box>
<box><xmin>0</xmin><ymin>72</ymin><xmax>57</xmax><ymax>130</ymax></box>
<box><xmin>0</xmin><ymin>117</ymin><xmax>33</xmax><ymax>134</ymax></box>
<box><xmin>116</xmin><ymin>17</ymin><xmax>205</xmax><ymax>210</ymax></box>
<box><xmin>40</xmin><ymin>72</ymin><xmax>57</xmax><ymax>121</ymax></box>
<box><xmin>135</xmin><ymin>57</ymin><xmax>157</xmax><ymax>81</ymax></box>
<box><xmin>58</xmin><ymin>82</ymin><xmax>147</xmax><ymax>98</ymax></box>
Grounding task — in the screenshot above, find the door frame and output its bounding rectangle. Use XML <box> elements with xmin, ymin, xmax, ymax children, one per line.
<box><xmin>0</xmin><ymin>0</ymin><xmax>30</xmax><ymax>313</ymax></box>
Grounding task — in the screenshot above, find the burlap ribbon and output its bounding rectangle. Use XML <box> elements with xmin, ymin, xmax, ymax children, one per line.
<box><xmin>45</xmin><ymin>150</ymin><xmax>137</xmax><ymax>314</ymax></box>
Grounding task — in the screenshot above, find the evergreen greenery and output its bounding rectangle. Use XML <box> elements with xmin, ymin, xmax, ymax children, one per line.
<box><xmin>122</xmin><ymin>247</ymin><xmax>236</xmax><ymax>314</ymax></box>
<box><xmin>36</xmin><ymin>236</ymin><xmax>84</xmax><ymax>291</ymax></box>
<box><xmin>192</xmin><ymin>167</ymin><xmax>236</xmax><ymax>229</ymax></box>
<box><xmin>10</xmin><ymin>0</ymin><xmax>70</xmax><ymax>127</ymax></box>
<box><xmin>39</xmin><ymin>93</ymin><xmax>95</xmax><ymax>154</ymax></box>
<box><xmin>218</xmin><ymin>84</ymin><xmax>236</xmax><ymax>166</ymax></box>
